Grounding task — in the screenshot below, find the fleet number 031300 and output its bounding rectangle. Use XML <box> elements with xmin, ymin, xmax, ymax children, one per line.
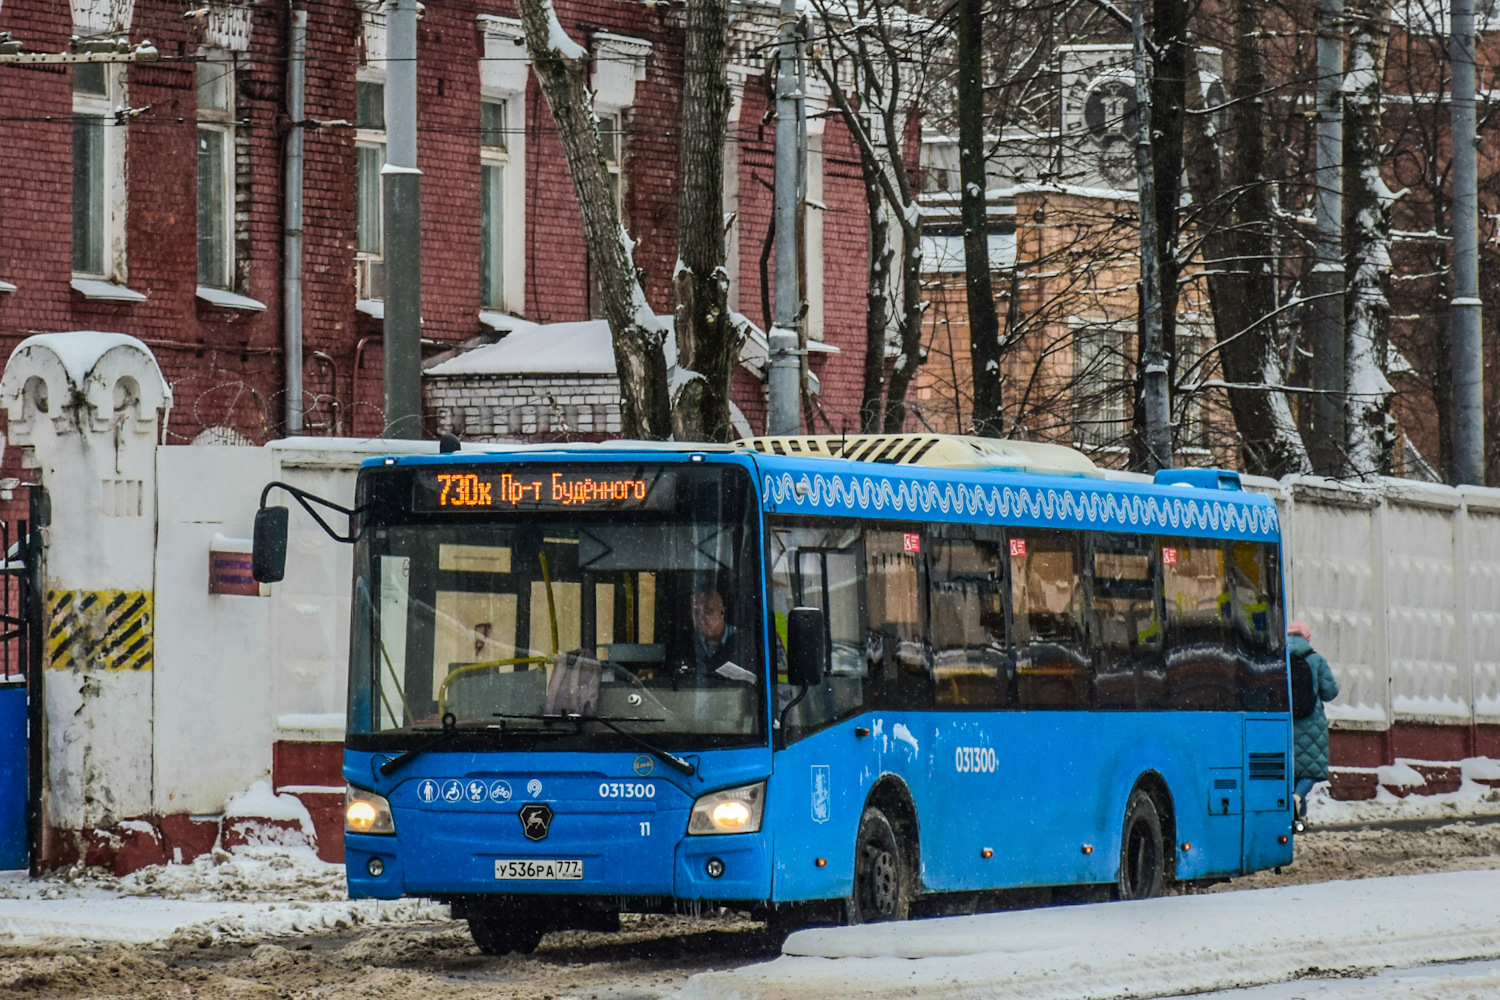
<box><xmin>955</xmin><ymin>746</ymin><xmax>998</xmax><ymax>773</ymax></box>
<box><xmin>599</xmin><ymin>782</ymin><xmax>656</xmax><ymax>798</ymax></box>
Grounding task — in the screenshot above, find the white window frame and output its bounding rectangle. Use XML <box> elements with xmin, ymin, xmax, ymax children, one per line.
<box><xmin>355</xmin><ymin>71</ymin><xmax>387</xmax><ymax>303</ymax></box>
<box><xmin>196</xmin><ymin>50</ymin><xmax>236</xmax><ymax>290</ymax></box>
<box><xmin>72</xmin><ymin>64</ymin><xmax>128</xmax><ymax>283</ymax></box>
<box><xmin>1071</xmin><ymin>316</ymin><xmax>1129</xmax><ymax>450</ymax></box>
<box><xmin>590</xmin><ymin>33</ymin><xmax>649</xmax><ymax>233</ymax></box>
<box><xmin>478</xmin><ymin>15</ymin><xmax>529</xmax><ymax>318</ymax></box>
<box><xmin>479</xmin><ymin>97</ymin><xmax>516</xmax><ymax>312</ymax></box>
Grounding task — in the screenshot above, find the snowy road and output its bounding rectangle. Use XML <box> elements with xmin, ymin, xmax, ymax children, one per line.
<box><xmin>682</xmin><ymin>869</ymin><xmax>1500</xmax><ymax>1000</ymax></box>
<box><xmin>0</xmin><ymin>817</ymin><xmax>1499</xmax><ymax>999</ymax></box>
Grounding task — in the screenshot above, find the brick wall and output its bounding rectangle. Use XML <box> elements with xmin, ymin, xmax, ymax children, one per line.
<box><xmin>0</xmin><ymin>0</ymin><xmax>881</xmax><ymax>449</ymax></box>
<box><xmin>429</xmin><ymin>373</ymin><xmax>623</xmax><ymax>439</ymax></box>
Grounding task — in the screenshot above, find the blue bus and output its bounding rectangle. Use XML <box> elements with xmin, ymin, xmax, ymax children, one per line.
<box><xmin>253</xmin><ymin>434</ymin><xmax>1293</xmax><ymax>954</ymax></box>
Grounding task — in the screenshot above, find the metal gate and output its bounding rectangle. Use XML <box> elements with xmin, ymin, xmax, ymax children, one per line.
<box><xmin>0</xmin><ymin>488</ymin><xmax>43</xmax><ymax>872</ymax></box>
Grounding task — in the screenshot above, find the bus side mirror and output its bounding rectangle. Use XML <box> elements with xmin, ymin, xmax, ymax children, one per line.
<box><xmin>252</xmin><ymin>506</ymin><xmax>289</xmax><ymax>583</ymax></box>
<box><xmin>786</xmin><ymin>607</ymin><xmax>825</xmax><ymax>687</ymax></box>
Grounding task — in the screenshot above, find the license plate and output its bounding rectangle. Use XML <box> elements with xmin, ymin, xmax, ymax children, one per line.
<box><xmin>494</xmin><ymin>859</ymin><xmax>583</xmax><ymax>880</ymax></box>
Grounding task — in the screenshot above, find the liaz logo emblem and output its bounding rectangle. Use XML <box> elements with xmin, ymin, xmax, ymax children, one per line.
<box><xmin>633</xmin><ymin>754</ymin><xmax>655</xmax><ymax>777</ymax></box>
<box><xmin>519</xmin><ymin>803</ymin><xmax>553</xmax><ymax>841</ymax></box>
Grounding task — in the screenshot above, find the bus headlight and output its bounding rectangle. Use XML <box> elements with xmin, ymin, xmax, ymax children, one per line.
<box><xmin>689</xmin><ymin>782</ymin><xmax>765</xmax><ymax>835</ymax></box>
<box><xmin>346</xmin><ymin>786</ymin><xmax>396</xmax><ymax>835</ymax></box>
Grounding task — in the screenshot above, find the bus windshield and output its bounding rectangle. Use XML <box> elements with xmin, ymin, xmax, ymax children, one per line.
<box><xmin>348</xmin><ymin>463</ymin><xmax>766</xmax><ymax>750</ymax></box>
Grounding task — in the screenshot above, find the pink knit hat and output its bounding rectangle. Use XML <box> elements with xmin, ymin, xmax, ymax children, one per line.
<box><xmin>1288</xmin><ymin>620</ymin><xmax>1313</xmax><ymax>640</ymax></box>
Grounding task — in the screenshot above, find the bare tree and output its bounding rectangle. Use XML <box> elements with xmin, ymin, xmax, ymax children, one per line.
<box><xmin>1343</xmin><ymin>0</ymin><xmax>1398</xmax><ymax>476</ymax></box>
<box><xmin>810</xmin><ymin>0</ymin><xmax>941</xmax><ymax>432</ymax></box>
<box><xmin>671</xmin><ymin>0</ymin><xmax>739</xmax><ymax>442</ymax></box>
<box><xmin>514</xmin><ymin>0</ymin><xmax>671</xmax><ymax>440</ymax></box>
<box><xmin>1181</xmin><ymin>3</ymin><xmax>1312</xmax><ymax>477</ymax></box>
<box><xmin>955</xmin><ymin>0</ymin><xmax>1004</xmax><ymax>436</ymax></box>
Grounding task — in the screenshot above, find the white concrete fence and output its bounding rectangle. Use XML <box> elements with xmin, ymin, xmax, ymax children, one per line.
<box><xmin>1</xmin><ymin>334</ymin><xmax>1494</xmax><ymax>868</ymax></box>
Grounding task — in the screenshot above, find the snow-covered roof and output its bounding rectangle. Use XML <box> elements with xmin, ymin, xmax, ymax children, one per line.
<box><xmin>425</xmin><ymin>319</ymin><xmax>656</xmax><ymax>377</ymax></box>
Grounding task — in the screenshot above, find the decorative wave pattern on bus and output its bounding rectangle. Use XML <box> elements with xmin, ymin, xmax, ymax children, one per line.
<box><xmin>760</xmin><ymin>472</ymin><xmax>1280</xmax><ymax>538</ymax></box>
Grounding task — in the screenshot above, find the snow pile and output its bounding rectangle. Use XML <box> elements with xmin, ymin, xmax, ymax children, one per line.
<box><xmin>682</xmin><ymin>870</ymin><xmax>1500</xmax><ymax>1000</ymax></box>
<box><xmin>0</xmin><ymin>844</ymin><xmax>446</xmax><ymax>946</ymax></box>
<box><xmin>1308</xmin><ymin>761</ymin><xmax>1500</xmax><ymax>825</ymax></box>
<box><xmin>222</xmin><ymin>780</ymin><xmax>318</xmax><ymax>849</ymax></box>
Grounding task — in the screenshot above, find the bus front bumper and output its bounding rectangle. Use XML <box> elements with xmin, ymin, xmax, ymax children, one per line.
<box><xmin>346</xmin><ymin>828</ymin><xmax>772</xmax><ymax>904</ymax></box>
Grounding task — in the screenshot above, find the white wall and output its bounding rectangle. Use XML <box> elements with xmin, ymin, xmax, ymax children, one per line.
<box><xmin>152</xmin><ymin>439</ymin><xmax>432</xmax><ymax>815</ymax></box>
<box><xmin>1248</xmin><ymin>475</ymin><xmax>1500</xmax><ymax>733</ymax></box>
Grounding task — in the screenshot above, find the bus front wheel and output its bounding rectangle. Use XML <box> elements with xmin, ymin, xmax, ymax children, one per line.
<box><xmin>467</xmin><ymin>913</ymin><xmax>546</xmax><ymax>956</ymax></box>
<box><xmin>1117</xmin><ymin>789</ymin><xmax>1165</xmax><ymax>900</ymax></box>
<box><xmin>848</xmin><ymin>807</ymin><xmax>912</xmax><ymax>924</ymax></box>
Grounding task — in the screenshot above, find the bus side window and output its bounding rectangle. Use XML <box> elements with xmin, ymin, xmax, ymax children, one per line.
<box><xmin>1161</xmin><ymin>539</ymin><xmax>1236</xmax><ymax>710</ymax></box>
<box><xmin>1009</xmin><ymin>529</ymin><xmax>1089</xmax><ymax>709</ymax></box>
<box><xmin>1228</xmin><ymin>541</ymin><xmax>1288</xmax><ymax>711</ymax></box>
<box><xmin>929</xmin><ymin>530</ymin><xmax>1009</xmax><ymax>709</ymax></box>
<box><xmin>768</xmin><ymin>518</ymin><xmax>870</xmax><ymax>740</ymax></box>
<box><xmin>1090</xmin><ymin>533</ymin><xmax>1163</xmax><ymax>710</ymax></box>
<box><xmin>865</xmin><ymin>528</ymin><xmax>932</xmax><ymax>710</ymax></box>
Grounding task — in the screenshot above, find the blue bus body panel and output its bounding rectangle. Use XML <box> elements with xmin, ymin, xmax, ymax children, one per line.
<box><xmin>344</xmin><ymin>746</ymin><xmax>772</xmax><ymax>901</ymax></box>
<box><xmin>363</xmin><ymin>448</ymin><xmax>1279</xmax><ymax>545</ymax></box>
<box><xmin>352</xmin><ymin>447</ymin><xmax>1293</xmax><ymax>904</ymax></box>
<box><xmin>751</xmin><ymin>455</ymin><xmax>1280</xmax><ymax>542</ymax></box>
<box><xmin>768</xmin><ymin>710</ymin><xmax>1291</xmax><ymax>902</ymax></box>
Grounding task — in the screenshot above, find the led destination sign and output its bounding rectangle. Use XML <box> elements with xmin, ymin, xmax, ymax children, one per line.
<box><xmin>413</xmin><ymin>466</ymin><xmax>673</xmax><ymax>512</ymax></box>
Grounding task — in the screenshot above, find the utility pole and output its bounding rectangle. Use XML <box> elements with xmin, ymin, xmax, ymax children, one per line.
<box><xmin>282</xmin><ymin>9</ymin><xmax>306</xmax><ymax>435</ymax></box>
<box><xmin>768</xmin><ymin>0</ymin><xmax>803</xmax><ymax>436</ymax></box>
<box><xmin>1450</xmin><ymin>0</ymin><xmax>1484</xmax><ymax>484</ymax></box>
<box><xmin>1309</xmin><ymin>0</ymin><xmax>1346</xmax><ymax>477</ymax></box>
<box><xmin>1131</xmin><ymin>0</ymin><xmax>1171</xmax><ymax>471</ymax></box>
<box><xmin>383</xmin><ymin>0</ymin><xmax>423</xmax><ymax>440</ymax></box>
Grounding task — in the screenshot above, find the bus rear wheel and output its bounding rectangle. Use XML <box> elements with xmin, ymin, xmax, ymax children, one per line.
<box><xmin>1117</xmin><ymin>789</ymin><xmax>1165</xmax><ymax>900</ymax></box>
<box><xmin>849</xmin><ymin>807</ymin><xmax>912</xmax><ymax>924</ymax></box>
<box><xmin>467</xmin><ymin>913</ymin><xmax>546</xmax><ymax>956</ymax></box>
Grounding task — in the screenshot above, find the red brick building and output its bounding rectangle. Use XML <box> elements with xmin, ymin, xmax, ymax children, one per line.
<box><xmin>0</xmin><ymin>0</ymin><xmax>878</xmax><ymax>452</ymax></box>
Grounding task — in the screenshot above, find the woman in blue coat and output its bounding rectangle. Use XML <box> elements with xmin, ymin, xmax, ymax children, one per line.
<box><xmin>1288</xmin><ymin>620</ymin><xmax>1338</xmax><ymax>825</ymax></box>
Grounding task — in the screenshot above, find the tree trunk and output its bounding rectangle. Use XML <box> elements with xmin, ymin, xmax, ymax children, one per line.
<box><xmin>861</xmin><ymin>163</ymin><xmax>893</xmax><ymax>432</ymax></box>
<box><xmin>672</xmin><ymin>0</ymin><xmax>736</xmax><ymax>442</ymax></box>
<box><xmin>883</xmin><ymin>219</ymin><xmax>926</xmax><ymax>433</ymax></box>
<box><xmin>1182</xmin><ymin>20</ymin><xmax>1311</xmax><ymax>477</ymax></box>
<box><xmin>957</xmin><ymin>0</ymin><xmax>1003</xmax><ymax>436</ymax></box>
<box><xmin>1144</xmin><ymin>0</ymin><xmax>1187</xmax><ymax>464</ymax></box>
<box><xmin>514</xmin><ymin>0</ymin><xmax>671</xmax><ymax>440</ymax></box>
<box><xmin>1343</xmin><ymin>0</ymin><xmax>1397</xmax><ymax>476</ymax></box>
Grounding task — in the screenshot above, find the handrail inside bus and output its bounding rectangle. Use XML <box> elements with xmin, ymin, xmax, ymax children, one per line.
<box><xmin>437</xmin><ymin>656</ymin><xmax>551</xmax><ymax>715</ymax></box>
<box><xmin>538</xmin><ymin>549</ymin><xmax>560</xmax><ymax>655</ymax></box>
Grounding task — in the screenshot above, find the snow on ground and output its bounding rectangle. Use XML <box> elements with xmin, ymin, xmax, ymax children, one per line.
<box><xmin>0</xmin><ymin>846</ymin><xmax>445</xmax><ymax>947</ymax></box>
<box><xmin>1307</xmin><ymin>764</ymin><xmax>1500</xmax><ymax>826</ymax></box>
<box><xmin>680</xmin><ymin>869</ymin><xmax>1500</xmax><ymax>1000</ymax></box>
<box><xmin>1159</xmin><ymin>958</ymin><xmax>1500</xmax><ymax>999</ymax></box>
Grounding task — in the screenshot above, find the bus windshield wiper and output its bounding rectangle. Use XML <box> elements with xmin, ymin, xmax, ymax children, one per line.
<box><xmin>491</xmin><ymin>712</ymin><xmax>695</xmax><ymax>776</ymax></box>
<box><xmin>569</xmin><ymin>713</ymin><xmax>696</xmax><ymax>776</ymax></box>
<box><xmin>379</xmin><ymin>713</ymin><xmax>480</xmax><ymax>776</ymax></box>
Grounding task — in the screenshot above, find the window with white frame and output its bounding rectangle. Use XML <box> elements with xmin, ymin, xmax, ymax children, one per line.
<box><xmin>598</xmin><ymin>110</ymin><xmax>625</xmax><ymax>224</ymax></box>
<box><xmin>355</xmin><ymin>77</ymin><xmax>386</xmax><ymax>301</ymax></box>
<box><xmin>197</xmin><ymin>53</ymin><xmax>236</xmax><ymax>289</ymax></box>
<box><xmin>1176</xmin><ymin>329</ymin><xmax>1212</xmax><ymax>450</ymax></box>
<box><xmin>73</xmin><ymin>63</ymin><xmax>124</xmax><ymax>279</ymax></box>
<box><xmin>1072</xmin><ymin>318</ymin><xmax>1128</xmax><ymax>448</ymax></box>
<box><xmin>480</xmin><ymin>97</ymin><xmax>509</xmax><ymax>310</ymax></box>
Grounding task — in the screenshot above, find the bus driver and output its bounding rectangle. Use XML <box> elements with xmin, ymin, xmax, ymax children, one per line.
<box><xmin>690</xmin><ymin>589</ymin><xmax>757</xmax><ymax>684</ymax></box>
